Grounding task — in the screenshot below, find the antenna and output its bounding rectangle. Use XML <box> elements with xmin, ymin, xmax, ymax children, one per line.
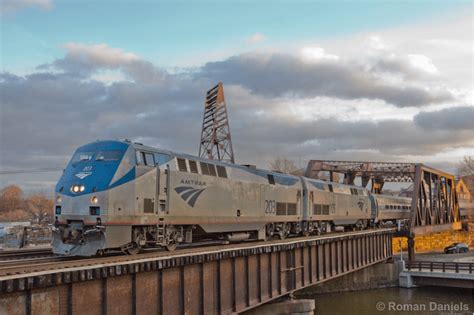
<box><xmin>199</xmin><ymin>82</ymin><xmax>235</xmax><ymax>163</ymax></box>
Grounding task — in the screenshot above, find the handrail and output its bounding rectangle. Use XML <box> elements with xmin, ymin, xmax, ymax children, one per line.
<box><xmin>405</xmin><ymin>261</ymin><xmax>473</xmax><ymax>274</ymax></box>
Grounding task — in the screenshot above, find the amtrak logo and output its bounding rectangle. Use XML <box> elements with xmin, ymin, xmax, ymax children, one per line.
<box><xmin>175</xmin><ymin>186</ymin><xmax>206</xmax><ymax>207</ymax></box>
<box><xmin>357</xmin><ymin>201</ymin><xmax>365</xmax><ymax>211</ymax></box>
<box><xmin>75</xmin><ymin>172</ymin><xmax>92</xmax><ymax>179</ymax></box>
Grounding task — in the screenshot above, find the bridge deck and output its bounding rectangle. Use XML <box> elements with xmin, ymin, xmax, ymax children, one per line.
<box><xmin>0</xmin><ymin>229</ymin><xmax>394</xmax><ymax>315</ymax></box>
<box><xmin>400</xmin><ymin>261</ymin><xmax>474</xmax><ymax>289</ymax></box>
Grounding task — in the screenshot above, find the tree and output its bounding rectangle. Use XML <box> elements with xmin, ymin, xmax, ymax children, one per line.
<box><xmin>269</xmin><ymin>158</ymin><xmax>299</xmax><ymax>175</ymax></box>
<box><xmin>26</xmin><ymin>194</ymin><xmax>53</xmax><ymax>225</ymax></box>
<box><xmin>0</xmin><ymin>185</ymin><xmax>24</xmax><ymax>214</ymax></box>
<box><xmin>457</xmin><ymin>156</ymin><xmax>474</xmax><ymax>176</ymax></box>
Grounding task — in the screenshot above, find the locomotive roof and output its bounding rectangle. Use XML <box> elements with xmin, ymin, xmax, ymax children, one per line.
<box><xmin>86</xmin><ymin>140</ymin><xmax>370</xmax><ymax>191</ymax></box>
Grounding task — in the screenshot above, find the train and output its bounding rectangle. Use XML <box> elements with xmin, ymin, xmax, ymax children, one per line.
<box><xmin>52</xmin><ymin>140</ymin><xmax>411</xmax><ymax>256</ymax></box>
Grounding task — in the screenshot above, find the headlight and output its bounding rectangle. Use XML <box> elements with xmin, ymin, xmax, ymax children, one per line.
<box><xmin>56</xmin><ymin>196</ymin><xmax>62</xmax><ymax>203</ymax></box>
<box><xmin>71</xmin><ymin>185</ymin><xmax>85</xmax><ymax>193</ymax></box>
<box><xmin>91</xmin><ymin>196</ymin><xmax>98</xmax><ymax>204</ymax></box>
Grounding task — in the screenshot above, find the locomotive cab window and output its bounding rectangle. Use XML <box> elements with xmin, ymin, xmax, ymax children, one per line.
<box><xmin>268</xmin><ymin>174</ymin><xmax>275</xmax><ymax>185</ymax></box>
<box><xmin>144</xmin><ymin>153</ymin><xmax>155</xmax><ymax>166</ymax></box>
<box><xmin>136</xmin><ymin>151</ymin><xmax>155</xmax><ymax>166</ymax></box>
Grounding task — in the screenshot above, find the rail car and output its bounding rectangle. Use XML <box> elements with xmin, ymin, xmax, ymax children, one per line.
<box><xmin>52</xmin><ymin>140</ymin><xmax>411</xmax><ymax>256</ymax></box>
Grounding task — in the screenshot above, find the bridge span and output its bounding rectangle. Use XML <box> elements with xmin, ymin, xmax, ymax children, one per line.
<box><xmin>0</xmin><ymin>228</ymin><xmax>394</xmax><ymax>315</ymax></box>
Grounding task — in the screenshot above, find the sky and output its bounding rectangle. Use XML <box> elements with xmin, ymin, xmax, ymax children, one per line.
<box><xmin>0</xmin><ymin>0</ymin><xmax>473</xmax><ymax>194</ymax></box>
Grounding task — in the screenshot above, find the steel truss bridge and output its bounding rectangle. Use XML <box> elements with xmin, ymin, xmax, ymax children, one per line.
<box><xmin>306</xmin><ymin>161</ymin><xmax>461</xmax><ymax>235</ymax></box>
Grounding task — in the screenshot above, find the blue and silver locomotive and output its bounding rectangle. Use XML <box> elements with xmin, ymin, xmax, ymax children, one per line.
<box><xmin>52</xmin><ymin>140</ymin><xmax>411</xmax><ymax>256</ymax></box>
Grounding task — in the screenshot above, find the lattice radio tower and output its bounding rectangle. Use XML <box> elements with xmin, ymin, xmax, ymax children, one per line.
<box><xmin>199</xmin><ymin>82</ymin><xmax>235</xmax><ymax>163</ymax></box>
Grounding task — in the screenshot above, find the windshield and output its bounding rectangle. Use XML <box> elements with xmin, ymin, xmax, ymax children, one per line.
<box><xmin>95</xmin><ymin>151</ymin><xmax>124</xmax><ymax>161</ymax></box>
<box><xmin>71</xmin><ymin>150</ymin><xmax>124</xmax><ymax>163</ymax></box>
<box><xmin>72</xmin><ymin>152</ymin><xmax>94</xmax><ymax>163</ymax></box>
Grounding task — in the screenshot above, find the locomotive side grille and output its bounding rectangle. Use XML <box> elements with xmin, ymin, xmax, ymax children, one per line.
<box><xmin>177</xmin><ymin>158</ymin><xmax>188</xmax><ymax>172</ymax></box>
<box><xmin>287</xmin><ymin>203</ymin><xmax>297</xmax><ymax>215</ymax></box>
<box><xmin>313</xmin><ymin>204</ymin><xmax>322</xmax><ymax>215</ymax></box>
<box><xmin>216</xmin><ymin>165</ymin><xmax>227</xmax><ymax>178</ymax></box>
<box><xmin>322</xmin><ymin>205</ymin><xmax>330</xmax><ymax>215</ymax></box>
<box><xmin>188</xmin><ymin>160</ymin><xmax>199</xmax><ymax>173</ymax></box>
<box><xmin>200</xmin><ymin>162</ymin><xmax>210</xmax><ymax>175</ymax></box>
<box><xmin>276</xmin><ymin>202</ymin><xmax>286</xmax><ymax>215</ymax></box>
<box><xmin>313</xmin><ymin>204</ymin><xmax>330</xmax><ymax>215</ymax></box>
<box><xmin>208</xmin><ymin>164</ymin><xmax>217</xmax><ymax>177</ymax></box>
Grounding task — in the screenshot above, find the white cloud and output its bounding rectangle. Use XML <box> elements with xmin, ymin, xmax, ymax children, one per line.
<box><xmin>301</xmin><ymin>47</ymin><xmax>339</xmax><ymax>62</ymax></box>
<box><xmin>407</xmin><ymin>54</ymin><xmax>438</xmax><ymax>75</ymax></box>
<box><xmin>63</xmin><ymin>43</ymin><xmax>140</xmax><ymax>67</ymax></box>
<box><xmin>247</xmin><ymin>32</ymin><xmax>266</xmax><ymax>44</ymax></box>
<box><xmin>366</xmin><ymin>36</ymin><xmax>389</xmax><ymax>51</ymax></box>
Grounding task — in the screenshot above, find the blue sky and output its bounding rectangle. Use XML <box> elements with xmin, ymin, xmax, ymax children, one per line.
<box><xmin>1</xmin><ymin>1</ymin><xmax>470</xmax><ymax>72</ymax></box>
<box><xmin>1</xmin><ymin>0</ymin><xmax>473</xmax><ymax>193</ymax></box>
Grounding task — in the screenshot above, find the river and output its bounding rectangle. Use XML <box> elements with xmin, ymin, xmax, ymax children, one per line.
<box><xmin>312</xmin><ymin>287</ymin><xmax>474</xmax><ymax>314</ymax></box>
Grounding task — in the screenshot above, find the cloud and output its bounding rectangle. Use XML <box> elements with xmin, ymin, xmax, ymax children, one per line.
<box><xmin>301</xmin><ymin>47</ymin><xmax>339</xmax><ymax>62</ymax></box>
<box><xmin>369</xmin><ymin>53</ymin><xmax>439</xmax><ymax>81</ymax></box>
<box><xmin>414</xmin><ymin>106</ymin><xmax>474</xmax><ymax>130</ymax></box>
<box><xmin>197</xmin><ymin>52</ymin><xmax>453</xmax><ymax>107</ymax></box>
<box><xmin>407</xmin><ymin>54</ymin><xmax>438</xmax><ymax>75</ymax></box>
<box><xmin>246</xmin><ymin>32</ymin><xmax>266</xmax><ymax>44</ymax></box>
<box><xmin>1</xmin><ymin>21</ymin><xmax>472</xmax><ymax>191</ymax></box>
<box><xmin>61</xmin><ymin>43</ymin><xmax>140</xmax><ymax>67</ymax></box>
<box><xmin>39</xmin><ymin>43</ymin><xmax>167</xmax><ymax>83</ymax></box>
<box><xmin>1</xmin><ymin>0</ymin><xmax>53</xmax><ymax>15</ymax></box>
<box><xmin>36</xmin><ymin>42</ymin><xmax>455</xmax><ymax>107</ymax></box>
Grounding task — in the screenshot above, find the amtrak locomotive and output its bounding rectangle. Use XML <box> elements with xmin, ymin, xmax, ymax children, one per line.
<box><xmin>52</xmin><ymin>140</ymin><xmax>410</xmax><ymax>256</ymax></box>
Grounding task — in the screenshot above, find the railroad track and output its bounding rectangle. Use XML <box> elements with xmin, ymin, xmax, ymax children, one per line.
<box><xmin>0</xmin><ymin>247</ymin><xmax>53</xmax><ymax>261</ymax></box>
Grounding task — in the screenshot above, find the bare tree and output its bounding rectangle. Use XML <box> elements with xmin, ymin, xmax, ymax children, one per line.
<box><xmin>27</xmin><ymin>194</ymin><xmax>53</xmax><ymax>225</ymax></box>
<box><xmin>269</xmin><ymin>158</ymin><xmax>299</xmax><ymax>175</ymax></box>
<box><xmin>457</xmin><ymin>156</ymin><xmax>474</xmax><ymax>176</ymax></box>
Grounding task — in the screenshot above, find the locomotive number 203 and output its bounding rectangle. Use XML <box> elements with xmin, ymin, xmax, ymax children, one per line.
<box><xmin>264</xmin><ymin>200</ymin><xmax>276</xmax><ymax>214</ymax></box>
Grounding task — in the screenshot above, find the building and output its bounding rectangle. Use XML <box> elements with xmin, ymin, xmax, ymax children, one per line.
<box><xmin>456</xmin><ymin>176</ymin><xmax>474</xmax><ymax>223</ymax></box>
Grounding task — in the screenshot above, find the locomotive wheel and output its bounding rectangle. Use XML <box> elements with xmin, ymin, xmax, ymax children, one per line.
<box><xmin>278</xmin><ymin>223</ymin><xmax>290</xmax><ymax>240</ymax></box>
<box><xmin>303</xmin><ymin>222</ymin><xmax>314</xmax><ymax>236</ymax></box>
<box><xmin>126</xmin><ymin>243</ymin><xmax>141</xmax><ymax>255</ymax></box>
<box><xmin>265</xmin><ymin>223</ymin><xmax>275</xmax><ymax>241</ymax></box>
<box><xmin>165</xmin><ymin>240</ymin><xmax>177</xmax><ymax>251</ymax></box>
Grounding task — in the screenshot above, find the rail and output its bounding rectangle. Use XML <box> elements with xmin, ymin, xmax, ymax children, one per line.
<box><xmin>405</xmin><ymin>261</ymin><xmax>474</xmax><ymax>274</ymax></box>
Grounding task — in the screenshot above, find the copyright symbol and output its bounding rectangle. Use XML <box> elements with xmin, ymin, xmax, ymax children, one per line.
<box><xmin>376</xmin><ymin>302</ymin><xmax>385</xmax><ymax>311</ymax></box>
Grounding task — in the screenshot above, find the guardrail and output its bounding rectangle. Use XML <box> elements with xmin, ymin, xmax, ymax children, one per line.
<box><xmin>406</xmin><ymin>261</ymin><xmax>473</xmax><ymax>274</ymax></box>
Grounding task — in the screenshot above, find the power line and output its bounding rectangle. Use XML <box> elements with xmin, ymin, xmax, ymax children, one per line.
<box><xmin>0</xmin><ymin>168</ymin><xmax>63</xmax><ymax>175</ymax></box>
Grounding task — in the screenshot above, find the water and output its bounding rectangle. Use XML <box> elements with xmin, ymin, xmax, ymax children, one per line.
<box><xmin>312</xmin><ymin>287</ymin><xmax>474</xmax><ymax>315</ymax></box>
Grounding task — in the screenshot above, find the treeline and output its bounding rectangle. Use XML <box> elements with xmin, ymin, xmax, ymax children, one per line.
<box><xmin>0</xmin><ymin>185</ymin><xmax>53</xmax><ymax>225</ymax></box>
